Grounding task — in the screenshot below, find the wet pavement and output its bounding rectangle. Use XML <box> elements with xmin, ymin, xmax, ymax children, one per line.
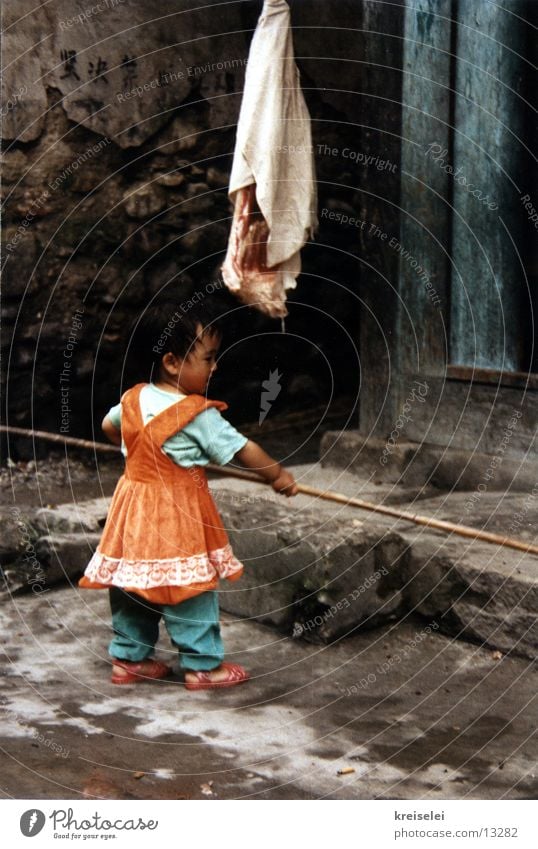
<box><xmin>1</xmin><ymin>585</ymin><xmax>536</xmax><ymax>800</ymax></box>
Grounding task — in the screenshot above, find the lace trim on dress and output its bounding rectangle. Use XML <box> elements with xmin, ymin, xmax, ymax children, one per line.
<box><xmin>84</xmin><ymin>543</ymin><xmax>243</xmax><ymax>588</ymax></box>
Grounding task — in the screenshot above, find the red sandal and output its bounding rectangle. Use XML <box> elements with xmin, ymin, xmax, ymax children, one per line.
<box><xmin>111</xmin><ymin>658</ymin><xmax>172</xmax><ymax>685</ymax></box>
<box><xmin>184</xmin><ymin>662</ymin><xmax>249</xmax><ymax>691</ymax></box>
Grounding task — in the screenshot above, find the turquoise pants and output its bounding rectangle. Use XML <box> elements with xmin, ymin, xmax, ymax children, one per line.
<box><xmin>108</xmin><ymin>588</ymin><xmax>224</xmax><ymax>671</ymax></box>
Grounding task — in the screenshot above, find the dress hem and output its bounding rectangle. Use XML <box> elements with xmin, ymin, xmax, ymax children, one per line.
<box><xmin>81</xmin><ymin>543</ymin><xmax>244</xmax><ymax>590</ymax></box>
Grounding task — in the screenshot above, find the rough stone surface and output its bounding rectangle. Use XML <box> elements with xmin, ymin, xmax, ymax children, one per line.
<box><xmin>217</xmin><ymin>491</ymin><xmax>408</xmax><ymax>640</ymax></box>
<box><xmin>2</xmin><ymin>0</ymin><xmax>371</xmax><ymax>452</ymax></box>
<box><xmin>320</xmin><ymin>432</ymin><xmax>425</xmax><ymax>485</ymax></box>
<box><xmin>2</xmin><ymin>460</ymin><xmax>536</xmax><ymax>659</ymax></box>
<box><xmin>122</xmin><ymin>181</ymin><xmax>167</xmax><ymax>219</ymax></box>
<box><xmin>399</xmin><ymin>537</ymin><xmax>538</xmax><ymax>661</ymax></box>
<box><xmin>0</xmin><ymin>507</ymin><xmax>36</xmax><ymax>564</ymax></box>
<box><xmin>321</xmin><ymin>430</ymin><xmax>538</xmax><ymax>490</ymax></box>
<box><xmin>34</xmin><ymin>501</ymin><xmax>107</xmax><ymax>535</ymax></box>
<box><xmin>211</xmin><ymin>464</ymin><xmax>538</xmax><ymax>660</ymax></box>
<box><xmin>34</xmin><ymin>532</ymin><xmax>103</xmax><ymax>588</ymax></box>
<box><xmin>1</xmin><ymin>0</ymin><xmax>247</xmax><ymax>148</ymax></box>
<box><xmin>0</xmin><ymin>506</ymin><xmax>44</xmax><ymax>596</ymax></box>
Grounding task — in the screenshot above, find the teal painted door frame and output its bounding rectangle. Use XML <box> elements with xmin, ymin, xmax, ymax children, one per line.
<box><xmin>399</xmin><ymin>0</ymin><xmax>530</xmax><ymax>375</ymax></box>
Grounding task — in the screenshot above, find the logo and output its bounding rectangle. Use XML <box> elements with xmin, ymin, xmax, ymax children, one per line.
<box><xmin>259</xmin><ymin>369</ymin><xmax>282</xmax><ymax>424</ymax></box>
<box><xmin>20</xmin><ymin>809</ymin><xmax>46</xmax><ymax>837</ymax></box>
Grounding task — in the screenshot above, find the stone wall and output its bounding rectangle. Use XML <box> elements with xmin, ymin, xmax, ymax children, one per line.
<box><xmin>2</xmin><ymin>0</ymin><xmax>403</xmax><ymax>456</ymax></box>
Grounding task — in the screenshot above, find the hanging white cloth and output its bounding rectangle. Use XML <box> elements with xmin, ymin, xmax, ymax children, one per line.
<box><xmin>221</xmin><ymin>0</ymin><xmax>318</xmax><ymax>318</ymax></box>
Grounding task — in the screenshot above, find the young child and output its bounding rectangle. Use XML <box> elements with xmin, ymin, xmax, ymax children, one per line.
<box><xmin>79</xmin><ymin>299</ymin><xmax>298</xmax><ymax>689</ymax></box>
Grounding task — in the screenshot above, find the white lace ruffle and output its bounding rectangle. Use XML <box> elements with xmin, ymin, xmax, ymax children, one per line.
<box><xmin>83</xmin><ymin>543</ymin><xmax>243</xmax><ymax>588</ymax></box>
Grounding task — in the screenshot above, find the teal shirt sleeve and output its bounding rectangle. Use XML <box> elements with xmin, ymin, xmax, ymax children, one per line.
<box><xmin>166</xmin><ymin>407</ymin><xmax>248</xmax><ymax>466</ymax></box>
<box><xmin>107</xmin><ymin>402</ymin><xmax>122</xmax><ymax>429</ymax></box>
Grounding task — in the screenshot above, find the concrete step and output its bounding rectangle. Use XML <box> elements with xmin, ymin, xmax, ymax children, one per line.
<box><xmin>211</xmin><ymin>464</ymin><xmax>538</xmax><ymax>660</ymax></box>
<box><xmin>2</xmin><ymin>464</ymin><xmax>536</xmax><ymax>659</ymax></box>
<box><xmin>0</xmin><ymin>501</ymin><xmax>105</xmax><ymax>597</ymax></box>
<box><xmin>320</xmin><ymin>430</ymin><xmax>538</xmax><ymax>492</ymax></box>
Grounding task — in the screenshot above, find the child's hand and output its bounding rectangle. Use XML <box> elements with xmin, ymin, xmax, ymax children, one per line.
<box><xmin>234</xmin><ymin>441</ymin><xmax>298</xmax><ymax>496</ymax></box>
<box><xmin>271</xmin><ymin>469</ymin><xmax>298</xmax><ymax>497</ymax></box>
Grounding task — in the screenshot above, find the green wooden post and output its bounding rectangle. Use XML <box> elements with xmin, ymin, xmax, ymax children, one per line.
<box><xmin>357</xmin><ymin>0</ymin><xmax>405</xmax><ymax>435</ymax></box>
<box><xmin>398</xmin><ymin>0</ymin><xmax>453</xmax><ymax>379</ymax></box>
<box><xmin>450</xmin><ymin>0</ymin><xmax>527</xmax><ymax>370</ymax></box>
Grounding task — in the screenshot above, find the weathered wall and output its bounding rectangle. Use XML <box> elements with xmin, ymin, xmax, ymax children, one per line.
<box><xmin>2</xmin><ymin>0</ymin><xmax>398</xmax><ymax>456</ymax></box>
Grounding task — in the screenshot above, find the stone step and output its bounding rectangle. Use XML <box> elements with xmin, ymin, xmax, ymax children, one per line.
<box><xmin>211</xmin><ymin>464</ymin><xmax>538</xmax><ymax>660</ymax></box>
<box><xmin>320</xmin><ymin>430</ymin><xmax>538</xmax><ymax>492</ymax></box>
<box><xmin>2</xmin><ymin>464</ymin><xmax>536</xmax><ymax>659</ymax></box>
<box><xmin>0</xmin><ymin>501</ymin><xmax>106</xmax><ymax>596</ymax></box>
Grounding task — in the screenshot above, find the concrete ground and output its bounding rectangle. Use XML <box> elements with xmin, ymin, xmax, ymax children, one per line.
<box><xmin>1</xmin><ymin>585</ymin><xmax>536</xmax><ymax>801</ymax></box>
<box><xmin>1</xmin><ymin>452</ymin><xmax>537</xmax><ymax>800</ymax></box>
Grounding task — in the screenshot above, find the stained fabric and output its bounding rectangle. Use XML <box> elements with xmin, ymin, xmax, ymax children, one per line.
<box><xmin>221</xmin><ymin>0</ymin><xmax>318</xmax><ymax>318</ymax></box>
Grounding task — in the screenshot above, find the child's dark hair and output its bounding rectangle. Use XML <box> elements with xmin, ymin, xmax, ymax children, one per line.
<box><xmin>127</xmin><ymin>298</ymin><xmax>224</xmax><ymax>382</ymax></box>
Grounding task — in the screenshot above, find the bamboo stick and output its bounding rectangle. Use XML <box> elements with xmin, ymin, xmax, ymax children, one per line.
<box><xmin>205</xmin><ymin>465</ymin><xmax>538</xmax><ymax>556</ymax></box>
<box><xmin>1</xmin><ymin>425</ymin><xmax>119</xmax><ymax>453</ymax></box>
<box><xmin>2</xmin><ymin>424</ymin><xmax>537</xmax><ymax>556</ymax></box>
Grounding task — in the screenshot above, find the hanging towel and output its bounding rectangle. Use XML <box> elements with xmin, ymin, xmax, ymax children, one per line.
<box><xmin>221</xmin><ymin>0</ymin><xmax>318</xmax><ymax>318</ymax></box>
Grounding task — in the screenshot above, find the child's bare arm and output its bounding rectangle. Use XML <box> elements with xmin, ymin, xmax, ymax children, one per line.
<box><xmin>102</xmin><ymin>415</ymin><xmax>122</xmax><ymax>446</ymax></box>
<box><xmin>234</xmin><ymin>439</ymin><xmax>298</xmax><ymax>497</ymax></box>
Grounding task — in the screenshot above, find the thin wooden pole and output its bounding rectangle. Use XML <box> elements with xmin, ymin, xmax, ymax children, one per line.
<box><xmin>1</xmin><ymin>425</ymin><xmax>119</xmax><ymax>453</ymax></box>
<box><xmin>2</xmin><ymin>424</ymin><xmax>537</xmax><ymax>556</ymax></box>
<box><xmin>206</xmin><ymin>465</ymin><xmax>538</xmax><ymax>556</ymax></box>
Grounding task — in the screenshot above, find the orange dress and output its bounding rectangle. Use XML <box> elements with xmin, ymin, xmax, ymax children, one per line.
<box><xmin>79</xmin><ymin>383</ymin><xmax>244</xmax><ymax>605</ymax></box>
